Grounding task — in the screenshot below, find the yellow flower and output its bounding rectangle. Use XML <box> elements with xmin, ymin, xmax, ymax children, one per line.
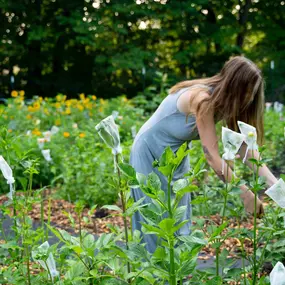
<box><xmin>28</xmin><ymin>106</ymin><xmax>35</xmax><ymax>112</ymax></box>
<box><xmin>79</xmin><ymin>93</ymin><xmax>85</xmax><ymax>100</ymax></box>
<box><xmin>92</xmin><ymin>95</ymin><xmax>97</xmax><ymax>100</ymax></box>
<box><xmin>8</xmin><ymin>129</ymin><xmax>12</xmax><ymax>133</ymax></box>
<box><xmin>99</xmin><ymin>107</ymin><xmax>103</xmax><ymax>113</ymax></box>
<box><xmin>11</xmin><ymin>90</ymin><xmax>18</xmax><ymax>97</ymax></box>
<box><xmin>44</xmin><ymin>108</ymin><xmax>49</xmax><ymax>115</ymax></box>
<box><xmin>63</xmin><ymin>132</ymin><xmax>70</xmax><ymax>138</ymax></box>
<box><xmin>65</xmin><ymin>108</ymin><xmax>71</xmax><ymax>115</ymax></box>
<box><xmin>84</xmin><ymin>98</ymin><xmax>90</xmax><ymax>103</ymax></box>
<box><xmin>19</xmin><ymin>90</ymin><xmax>25</xmax><ymax>97</ymax></box>
<box><xmin>26</xmin><ymin>114</ymin><xmax>32</xmax><ymax>119</ymax></box>
<box><xmin>79</xmin><ymin>133</ymin><xmax>86</xmax><ymax>138</ymax></box>
<box><xmin>56</xmin><ymin>95</ymin><xmax>62</xmax><ymax>102</ymax></box>
<box><xmin>85</xmin><ymin>102</ymin><xmax>93</xmax><ymax>110</ymax></box>
<box><xmin>33</xmin><ymin>102</ymin><xmax>40</xmax><ymax>110</ymax></box>
<box><xmin>55</xmin><ymin>119</ymin><xmax>61</xmax><ymax>126</ymax></box>
<box><xmin>15</xmin><ymin>97</ymin><xmax>23</xmax><ymax>104</ymax></box>
<box><xmin>77</xmin><ymin>104</ymin><xmax>84</xmax><ymax>111</ymax></box>
<box><xmin>32</xmin><ymin>128</ymin><xmax>41</xmax><ymax>136</ymax></box>
<box><xmin>55</xmin><ymin>102</ymin><xmax>61</xmax><ymax>109</ymax></box>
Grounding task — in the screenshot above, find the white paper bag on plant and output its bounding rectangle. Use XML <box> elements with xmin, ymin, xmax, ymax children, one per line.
<box><xmin>265</xmin><ymin>178</ymin><xmax>285</xmax><ymax>209</ymax></box>
<box><xmin>270</xmin><ymin>261</ymin><xmax>285</xmax><ymax>285</ymax></box>
<box><xmin>237</xmin><ymin>121</ymin><xmax>258</xmax><ymax>163</ymax></box>
<box><xmin>32</xmin><ymin>241</ymin><xmax>59</xmax><ymax>281</ymax></box>
<box><xmin>0</xmin><ymin>155</ymin><xmax>15</xmax><ymax>200</ymax></box>
<box><xmin>42</xmin><ymin>149</ymin><xmax>52</xmax><ymax>163</ymax></box>
<box><xmin>95</xmin><ymin>115</ymin><xmax>122</xmax><ymax>172</ymax></box>
<box><xmin>221</xmin><ymin>127</ymin><xmax>245</xmax><ymax>175</ymax></box>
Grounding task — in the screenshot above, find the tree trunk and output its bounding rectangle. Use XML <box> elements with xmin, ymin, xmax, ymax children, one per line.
<box><xmin>237</xmin><ymin>0</ymin><xmax>252</xmax><ymax>49</ymax></box>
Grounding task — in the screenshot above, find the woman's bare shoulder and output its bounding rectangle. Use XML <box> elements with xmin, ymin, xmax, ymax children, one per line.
<box><xmin>177</xmin><ymin>88</ymin><xmax>211</xmax><ymax>115</ymax></box>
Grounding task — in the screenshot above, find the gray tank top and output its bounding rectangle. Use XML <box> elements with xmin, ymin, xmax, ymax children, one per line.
<box><xmin>132</xmin><ymin>84</ymin><xmax>213</xmax><ymax>160</ymax></box>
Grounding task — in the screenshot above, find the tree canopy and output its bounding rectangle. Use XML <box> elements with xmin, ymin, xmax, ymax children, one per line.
<box><xmin>0</xmin><ymin>0</ymin><xmax>284</xmax><ymax>101</ymax></box>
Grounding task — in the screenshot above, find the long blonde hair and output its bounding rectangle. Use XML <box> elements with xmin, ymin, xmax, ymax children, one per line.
<box><xmin>169</xmin><ymin>56</ymin><xmax>264</xmax><ymax>144</ymax></box>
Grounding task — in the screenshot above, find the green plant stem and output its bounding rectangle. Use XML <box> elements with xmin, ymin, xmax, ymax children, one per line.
<box><xmin>169</xmin><ymin>238</ymin><xmax>176</xmax><ymax>285</ymax></box>
<box><xmin>41</xmin><ymin>191</ymin><xmax>44</xmax><ymax>243</ymax></box>
<box><xmin>25</xmin><ymin>233</ymin><xmax>30</xmax><ymax>281</ymax></box>
<box><xmin>256</xmin><ymin>207</ymin><xmax>281</xmax><ymax>271</ymax></box>
<box><xmin>252</xmin><ymin>150</ymin><xmax>261</xmax><ymax>285</ymax></box>
<box><xmin>216</xmin><ymin>163</ymin><xmax>230</xmax><ymax>277</ymax></box>
<box><xmin>115</xmin><ymin>154</ymin><xmax>131</xmax><ymax>277</ymax></box>
<box><xmin>44</xmin><ymin>260</ymin><xmax>53</xmax><ymax>283</ymax></box>
<box><xmin>79</xmin><ymin>212</ymin><xmax>82</xmax><ymax>244</ymax></box>
<box><xmin>167</xmin><ymin>173</ymin><xmax>176</xmax><ymax>285</ymax></box>
<box><xmin>13</xmin><ymin>186</ymin><xmax>18</xmax><ymax>237</ymax></box>
<box><xmin>75</xmin><ymin>252</ymin><xmax>90</xmax><ymax>271</ymax></box>
<box><xmin>240</xmin><ymin>237</ymin><xmax>247</xmax><ymax>285</ymax></box>
<box><xmin>253</xmin><ymin>184</ymin><xmax>257</xmax><ymax>285</ymax></box>
<box><xmin>221</xmin><ymin>164</ymin><xmax>229</xmax><ymax>223</ymax></box>
<box><xmin>25</xmin><ymin>172</ymin><xmax>33</xmax><ymax>285</ymax></box>
<box><xmin>46</xmin><ymin>197</ymin><xmax>51</xmax><ymax>241</ymax></box>
<box><xmin>167</xmin><ymin>175</ymin><xmax>173</xmax><ymax>218</ymax></box>
<box><xmin>237</xmin><ymin>219</ymin><xmax>247</xmax><ymax>285</ymax></box>
<box><xmin>28</xmin><ymin>172</ymin><xmax>33</xmax><ymax>199</ymax></box>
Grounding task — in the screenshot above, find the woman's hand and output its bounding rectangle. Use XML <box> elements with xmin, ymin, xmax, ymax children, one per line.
<box><xmin>242</xmin><ymin>190</ymin><xmax>264</xmax><ymax>218</ymax></box>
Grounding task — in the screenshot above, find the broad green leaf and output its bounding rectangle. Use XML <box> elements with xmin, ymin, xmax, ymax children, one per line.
<box><xmin>152</xmin><ymin>246</ymin><xmax>166</xmax><ymax>261</ymax></box>
<box><xmin>209</xmin><ymin>222</ymin><xmax>228</xmax><ymax>242</ymax></box>
<box><xmin>141</xmin><ymin>223</ymin><xmax>164</xmax><ymax>237</ymax></box>
<box><xmin>136</xmin><ymin>172</ymin><xmax>147</xmax><ymax>184</ymax></box>
<box><xmin>174</xmin><ymin>142</ymin><xmax>188</xmax><ymax>164</ymax></box>
<box><xmin>193</xmin><ymin>157</ymin><xmax>206</xmax><ymax>175</ymax></box>
<box><xmin>191</xmin><ymin>196</ymin><xmax>209</xmax><ymax>205</ymax></box>
<box><xmin>178</xmin><ymin>235</ymin><xmax>207</xmax><ymax>246</ymax></box>
<box><xmin>173</xmin><ymin>178</ymin><xmax>188</xmax><ymax>193</ymax></box>
<box><xmin>178</xmin><ymin>258</ymin><xmax>196</xmax><ymax>276</ymax></box>
<box><xmin>159</xmin><ymin>146</ymin><xmax>175</xmax><ymax>165</ymax></box>
<box><xmin>173</xmin><ymin>205</ymin><xmax>187</xmax><ymax>222</ymax></box>
<box><xmin>101</xmin><ymin>205</ymin><xmax>122</xmax><ymax>212</ymax></box>
<box><xmin>125</xmin><ymin>197</ymin><xmax>146</xmax><ymax>216</ymax></box>
<box><xmin>147</xmin><ymin>172</ymin><xmax>161</xmax><ymax>191</ymax></box>
<box><xmin>118</xmin><ymin>163</ymin><xmax>136</xmax><ymax>178</ymax></box>
<box><xmin>140</xmin><ymin>185</ymin><xmax>157</xmax><ymax>199</ymax></box>
<box><xmin>158</xmin><ymin>165</ymin><xmax>173</xmax><ymax>176</ymax></box>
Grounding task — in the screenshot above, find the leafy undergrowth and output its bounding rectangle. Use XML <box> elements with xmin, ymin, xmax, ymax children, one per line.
<box><xmin>0</xmin><ymin>192</ymin><xmax>269</xmax><ymax>261</ymax></box>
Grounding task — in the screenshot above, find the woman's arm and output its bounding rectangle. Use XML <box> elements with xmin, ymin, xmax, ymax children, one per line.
<box><xmin>194</xmin><ymin>92</ymin><xmax>263</xmax><ymax>215</ymax></box>
<box><xmin>238</xmin><ymin>143</ymin><xmax>278</xmax><ymax>187</ymax></box>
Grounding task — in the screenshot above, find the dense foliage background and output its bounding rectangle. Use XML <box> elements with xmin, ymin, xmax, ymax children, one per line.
<box><xmin>0</xmin><ymin>0</ymin><xmax>285</xmax><ymax>101</ymax></box>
